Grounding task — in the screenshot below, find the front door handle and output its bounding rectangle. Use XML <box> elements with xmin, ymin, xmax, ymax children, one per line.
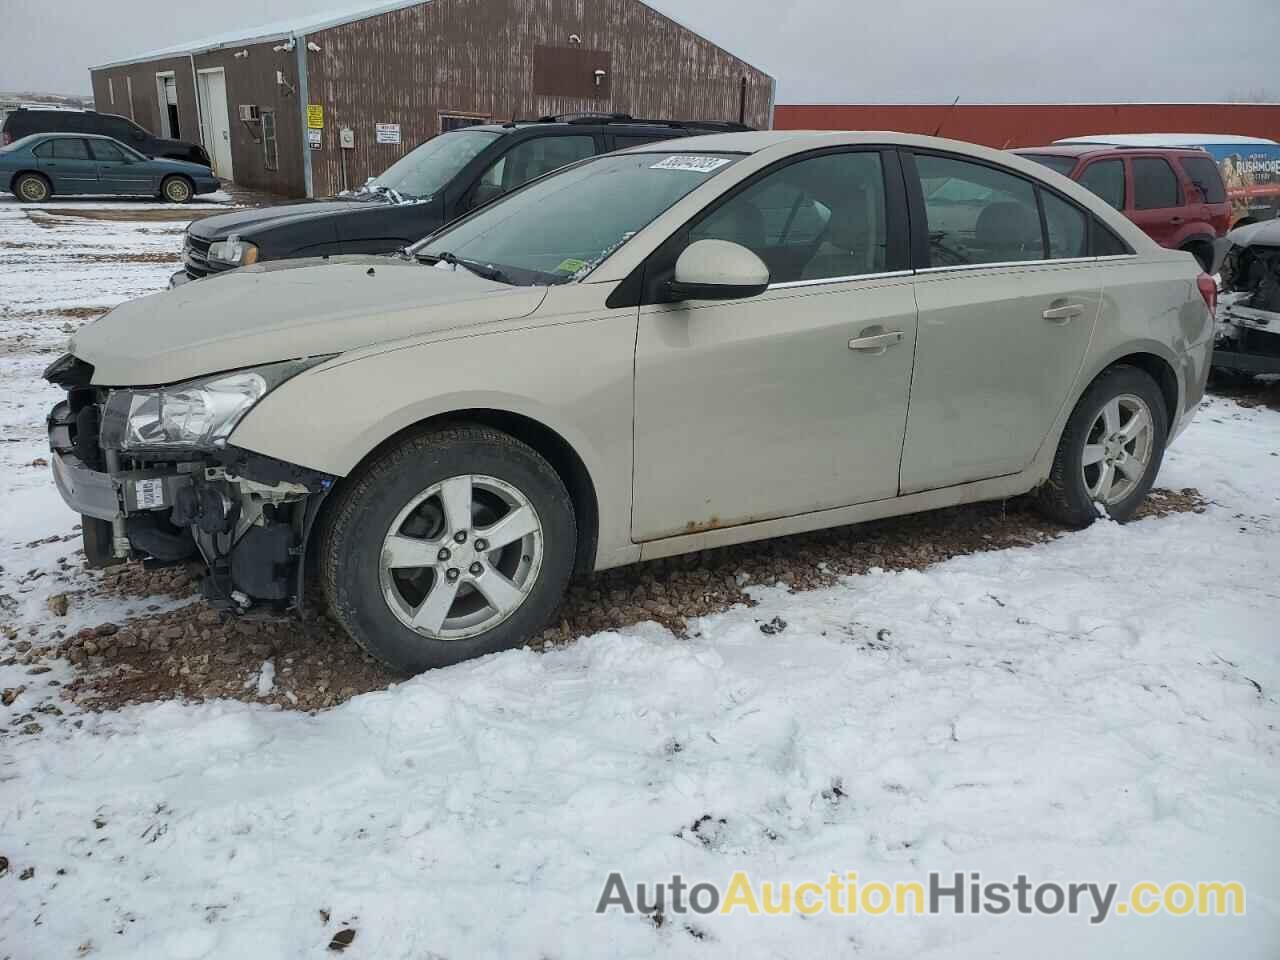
<box><xmin>848</xmin><ymin>330</ymin><xmax>903</xmax><ymax>353</ymax></box>
<box><xmin>1042</xmin><ymin>303</ymin><xmax>1084</xmax><ymax>323</ymax></box>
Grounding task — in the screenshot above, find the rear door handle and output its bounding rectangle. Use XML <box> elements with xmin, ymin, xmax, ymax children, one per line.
<box><xmin>848</xmin><ymin>331</ymin><xmax>904</xmax><ymax>352</ymax></box>
<box><xmin>1042</xmin><ymin>303</ymin><xmax>1084</xmax><ymax>323</ymax></box>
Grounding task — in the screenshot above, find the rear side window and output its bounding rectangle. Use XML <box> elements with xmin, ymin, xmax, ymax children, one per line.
<box><xmin>1132</xmin><ymin>158</ymin><xmax>1181</xmax><ymax>210</ymax></box>
<box><xmin>1020</xmin><ymin>154</ymin><xmax>1078</xmax><ymax>177</ymax></box>
<box><xmin>1090</xmin><ymin>218</ymin><xmax>1131</xmax><ymax>256</ymax></box>
<box><xmin>916</xmin><ymin>154</ymin><xmax>1043</xmax><ymax>266</ymax></box>
<box><xmin>1078</xmin><ymin>159</ymin><xmax>1125</xmax><ymax>210</ymax></box>
<box><xmin>1040</xmin><ymin>190</ymin><xmax>1087</xmax><ymax>259</ymax></box>
<box><xmin>44</xmin><ymin>138</ymin><xmax>91</xmax><ymax>160</ymax></box>
<box><xmin>4</xmin><ymin>113</ymin><xmax>35</xmax><ymax>138</ymax></box>
<box><xmin>1179</xmin><ymin>156</ymin><xmax>1226</xmax><ymax>203</ymax></box>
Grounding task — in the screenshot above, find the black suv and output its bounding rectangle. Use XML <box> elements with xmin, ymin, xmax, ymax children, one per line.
<box><xmin>2</xmin><ymin>107</ymin><xmax>210</xmax><ymax>166</ymax></box>
<box><xmin>175</xmin><ymin>114</ymin><xmax>749</xmax><ymax>285</ymax></box>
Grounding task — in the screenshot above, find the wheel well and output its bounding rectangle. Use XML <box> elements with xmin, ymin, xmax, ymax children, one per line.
<box><xmin>341</xmin><ymin>410</ymin><xmax>600</xmax><ymax>576</ymax></box>
<box><xmin>1108</xmin><ymin>353</ymin><xmax>1179</xmax><ymax>423</ymax></box>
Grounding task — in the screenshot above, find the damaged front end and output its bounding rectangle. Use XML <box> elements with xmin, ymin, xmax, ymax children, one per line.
<box><xmin>1214</xmin><ymin>220</ymin><xmax>1280</xmax><ymax>375</ymax></box>
<box><xmin>44</xmin><ymin>353</ymin><xmax>334</xmax><ymax>613</ymax></box>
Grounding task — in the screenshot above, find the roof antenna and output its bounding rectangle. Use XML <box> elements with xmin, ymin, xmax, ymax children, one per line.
<box><xmin>932</xmin><ymin>96</ymin><xmax>960</xmax><ymax>137</ymax></box>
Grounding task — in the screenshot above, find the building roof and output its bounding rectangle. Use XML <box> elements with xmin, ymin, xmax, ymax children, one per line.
<box><xmin>91</xmin><ymin>0</ymin><xmax>772</xmax><ymax>77</ymax></box>
<box><xmin>91</xmin><ymin>0</ymin><xmax>433</xmax><ymax>69</ymax></box>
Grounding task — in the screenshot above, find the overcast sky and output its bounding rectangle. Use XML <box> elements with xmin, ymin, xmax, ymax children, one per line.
<box><xmin>4</xmin><ymin>0</ymin><xmax>1278</xmax><ymax>103</ymax></box>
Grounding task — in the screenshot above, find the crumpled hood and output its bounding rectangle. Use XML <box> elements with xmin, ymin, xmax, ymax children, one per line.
<box><xmin>73</xmin><ymin>255</ymin><xmax>547</xmax><ymax>386</ymax></box>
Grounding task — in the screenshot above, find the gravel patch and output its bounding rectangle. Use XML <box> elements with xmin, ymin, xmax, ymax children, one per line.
<box><xmin>0</xmin><ymin>487</ymin><xmax>1207</xmax><ymax>725</ymax></box>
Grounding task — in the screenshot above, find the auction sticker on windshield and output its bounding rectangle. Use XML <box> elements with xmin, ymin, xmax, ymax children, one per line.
<box><xmin>651</xmin><ymin>155</ymin><xmax>733</xmax><ymax>173</ymax></box>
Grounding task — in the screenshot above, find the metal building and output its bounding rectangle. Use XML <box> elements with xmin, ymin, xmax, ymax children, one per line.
<box><xmin>89</xmin><ymin>0</ymin><xmax>775</xmax><ymax>198</ymax></box>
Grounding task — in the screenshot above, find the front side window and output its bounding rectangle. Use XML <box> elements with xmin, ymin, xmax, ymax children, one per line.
<box><xmin>368</xmin><ymin>130</ymin><xmax>500</xmax><ymax>199</ymax></box>
<box><xmin>1078</xmin><ymin>159</ymin><xmax>1125</xmax><ymax>211</ymax></box>
<box><xmin>440</xmin><ymin>113</ymin><xmax>488</xmax><ymax>133</ymax></box>
<box><xmin>690</xmin><ymin>151</ymin><xmax>887</xmax><ymax>284</ymax></box>
<box><xmin>916</xmin><ymin>154</ymin><xmax>1043</xmax><ymax>266</ymax></box>
<box><xmin>89</xmin><ymin>139</ymin><xmax>127</xmax><ymax>162</ymax></box>
<box><xmin>1132</xmin><ymin>157</ymin><xmax>1181</xmax><ymax>210</ymax></box>
<box><xmin>102</xmin><ymin>116</ymin><xmax>141</xmax><ymax>142</ymax></box>
<box><xmin>479</xmin><ymin>135</ymin><xmax>596</xmax><ymax>194</ymax></box>
<box><xmin>415</xmin><ymin>151</ymin><xmax>741</xmax><ymax>284</ymax></box>
<box><xmin>1180</xmin><ymin>156</ymin><xmax>1227</xmax><ymax>203</ymax></box>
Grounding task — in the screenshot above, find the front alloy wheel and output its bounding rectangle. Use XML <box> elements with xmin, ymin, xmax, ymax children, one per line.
<box><xmin>321</xmin><ymin>424</ymin><xmax>576</xmax><ymax>674</ymax></box>
<box><xmin>379</xmin><ymin>474</ymin><xmax>543</xmax><ymax>639</ymax></box>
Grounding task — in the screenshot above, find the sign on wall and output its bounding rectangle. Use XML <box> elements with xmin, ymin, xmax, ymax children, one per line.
<box><xmin>340</xmin><ymin>127</ymin><xmax>355</xmax><ymax>150</ymax></box>
<box><xmin>375</xmin><ymin>123</ymin><xmax>401</xmax><ymax>145</ymax></box>
<box><xmin>307</xmin><ymin>128</ymin><xmax>322</xmax><ymax>150</ymax></box>
<box><xmin>306</xmin><ymin>104</ymin><xmax>324</xmax><ymax>129</ymax></box>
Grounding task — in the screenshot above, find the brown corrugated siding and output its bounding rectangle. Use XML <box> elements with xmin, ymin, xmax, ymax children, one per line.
<box><xmin>90</xmin><ymin>57</ymin><xmax>199</xmax><ymax>143</ymax></box>
<box><xmin>304</xmin><ymin>0</ymin><xmax>774</xmax><ymax>197</ymax></box>
<box><xmin>774</xmin><ymin>103</ymin><xmax>1280</xmax><ymax>148</ymax></box>
<box><xmin>192</xmin><ymin>42</ymin><xmax>306</xmax><ymax>196</ymax></box>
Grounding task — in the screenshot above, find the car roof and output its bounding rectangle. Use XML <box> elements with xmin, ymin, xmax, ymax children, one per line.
<box><xmin>1056</xmin><ymin>133</ymin><xmax>1279</xmax><ymax>147</ymax></box>
<box><xmin>463</xmin><ymin>118</ymin><xmax>751</xmax><ymax>137</ymax></box>
<box><xmin>1015</xmin><ymin>144</ymin><xmax>1209</xmax><ymax>158</ymax></box>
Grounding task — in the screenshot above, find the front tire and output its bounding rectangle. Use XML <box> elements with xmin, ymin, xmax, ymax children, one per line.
<box><xmin>320</xmin><ymin>425</ymin><xmax>576</xmax><ymax>673</ymax></box>
<box><xmin>1036</xmin><ymin>365</ymin><xmax>1169</xmax><ymax>526</ymax></box>
<box><xmin>14</xmin><ymin>172</ymin><xmax>51</xmax><ymax>202</ymax></box>
<box><xmin>161</xmin><ymin>175</ymin><xmax>193</xmax><ymax>203</ymax></box>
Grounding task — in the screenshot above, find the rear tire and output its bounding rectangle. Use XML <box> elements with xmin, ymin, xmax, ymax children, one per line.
<box><xmin>14</xmin><ymin>172</ymin><xmax>51</xmax><ymax>203</ymax></box>
<box><xmin>161</xmin><ymin>175</ymin><xmax>194</xmax><ymax>204</ymax></box>
<box><xmin>320</xmin><ymin>425</ymin><xmax>576</xmax><ymax>674</ymax></box>
<box><xmin>1035</xmin><ymin>365</ymin><xmax>1169</xmax><ymax>526</ymax></box>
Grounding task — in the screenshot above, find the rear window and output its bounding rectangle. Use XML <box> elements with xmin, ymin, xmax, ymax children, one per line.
<box><xmin>1179</xmin><ymin>156</ymin><xmax>1227</xmax><ymax>203</ymax></box>
<box><xmin>1019</xmin><ymin>154</ymin><xmax>1078</xmax><ymax>177</ymax></box>
<box><xmin>1132</xmin><ymin>157</ymin><xmax>1181</xmax><ymax>210</ymax></box>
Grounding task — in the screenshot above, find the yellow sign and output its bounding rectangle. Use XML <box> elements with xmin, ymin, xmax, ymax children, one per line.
<box><xmin>306</xmin><ymin>104</ymin><xmax>324</xmax><ymax>129</ymax></box>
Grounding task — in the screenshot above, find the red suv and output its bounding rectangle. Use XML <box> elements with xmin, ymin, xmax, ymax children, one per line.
<box><xmin>1016</xmin><ymin>145</ymin><xmax>1230</xmax><ymax>271</ymax></box>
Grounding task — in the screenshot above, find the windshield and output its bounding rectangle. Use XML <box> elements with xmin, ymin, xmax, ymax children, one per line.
<box><xmin>413</xmin><ymin>151</ymin><xmax>742</xmax><ymax>284</ymax></box>
<box><xmin>1018</xmin><ymin>153</ymin><xmax>1079</xmax><ymax>177</ymax></box>
<box><xmin>367</xmin><ymin>130</ymin><xmax>500</xmax><ymax>199</ymax></box>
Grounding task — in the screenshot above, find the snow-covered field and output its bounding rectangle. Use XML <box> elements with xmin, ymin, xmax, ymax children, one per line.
<box><xmin>1</xmin><ymin>200</ymin><xmax>1278</xmax><ymax>959</ymax></box>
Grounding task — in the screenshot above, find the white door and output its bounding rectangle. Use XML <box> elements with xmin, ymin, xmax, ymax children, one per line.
<box><xmin>197</xmin><ymin>69</ymin><xmax>233</xmax><ymax>179</ymax></box>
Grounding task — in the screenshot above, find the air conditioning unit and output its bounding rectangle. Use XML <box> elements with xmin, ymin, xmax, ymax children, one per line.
<box><xmin>238</xmin><ymin>104</ymin><xmax>261</xmax><ymax>122</ymax></box>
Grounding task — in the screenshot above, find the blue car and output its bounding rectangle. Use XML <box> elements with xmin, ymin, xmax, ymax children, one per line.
<box><xmin>0</xmin><ymin>132</ymin><xmax>220</xmax><ymax>203</ymax></box>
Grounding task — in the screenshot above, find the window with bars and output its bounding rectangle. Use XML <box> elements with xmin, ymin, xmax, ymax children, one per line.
<box><xmin>261</xmin><ymin>109</ymin><xmax>278</xmax><ymax>171</ymax></box>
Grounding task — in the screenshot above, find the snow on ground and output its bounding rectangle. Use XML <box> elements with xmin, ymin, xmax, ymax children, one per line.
<box><xmin>1</xmin><ymin>203</ymin><xmax>1279</xmax><ymax>959</ymax></box>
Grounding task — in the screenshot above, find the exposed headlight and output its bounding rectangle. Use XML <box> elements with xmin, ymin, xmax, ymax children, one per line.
<box><xmin>100</xmin><ymin>358</ymin><xmax>329</xmax><ymax>451</ymax></box>
<box><xmin>207</xmin><ymin>234</ymin><xmax>260</xmax><ymax>266</ymax></box>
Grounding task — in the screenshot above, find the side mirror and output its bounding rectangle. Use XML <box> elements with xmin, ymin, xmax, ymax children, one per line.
<box><xmin>667</xmin><ymin>239</ymin><xmax>770</xmax><ymax>301</ymax></box>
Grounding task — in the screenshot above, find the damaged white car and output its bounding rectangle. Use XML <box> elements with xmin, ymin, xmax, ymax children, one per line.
<box><xmin>45</xmin><ymin>131</ymin><xmax>1214</xmax><ymax>674</ymax></box>
<box><xmin>1214</xmin><ymin>219</ymin><xmax>1280</xmax><ymax>376</ymax></box>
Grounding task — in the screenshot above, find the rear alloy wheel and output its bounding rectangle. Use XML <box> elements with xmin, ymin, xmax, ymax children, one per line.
<box><xmin>321</xmin><ymin>425</ymin><xmax>576</xmax><ymax>674</ymax></box>
<box><xmin>1036</xmin><ymin>364</ymin><xmax>1168</xmax><ymax>526</ymax></box>
<box><xmin>161</xmin><ymin>176</ymin><xmax>193</xmax><ymax>203</ymax></box>
<box><xmin>15</xmin><ymin>173</ymin><xmax>50</xmax><ymax>202</ymax></box>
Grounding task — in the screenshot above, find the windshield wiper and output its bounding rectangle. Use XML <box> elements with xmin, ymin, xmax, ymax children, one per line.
<box><xmin>418</xmin><ymin>251</ymin><xmax>509</xmax><ymax>284</ymax></box>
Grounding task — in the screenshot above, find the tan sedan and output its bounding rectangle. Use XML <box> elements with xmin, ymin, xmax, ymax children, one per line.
<box><xmin>45</xmin><ymin>131</ymin><xmax>1215</xmax><ymax>672</ymax></box>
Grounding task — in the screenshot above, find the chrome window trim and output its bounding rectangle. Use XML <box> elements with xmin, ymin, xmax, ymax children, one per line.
<box><xmin>769</xmin><ymin>269</ymin><xmax>913</xmax><ymax>290</ymax></box>
<box><xmin>915</xmin><ymin>254</ymin><xmax>1139</xmax><ymax>275</ymax></box>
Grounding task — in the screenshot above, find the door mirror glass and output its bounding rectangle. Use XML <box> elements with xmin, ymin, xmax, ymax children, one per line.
<box><xmin>668</xmin><ymin>239</ymin><xmax>769</xmax><ymax>301</ymax></box>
